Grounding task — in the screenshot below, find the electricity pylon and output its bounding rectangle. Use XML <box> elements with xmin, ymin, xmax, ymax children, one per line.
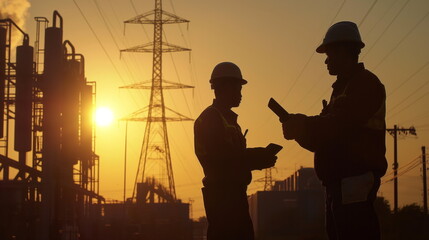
<box><xmin>121</xmin><ymin>0</ymin><xmax>192</xmax><ymax>202</ymax></box>
<box><xmin>264</xmin><ymin>168</ymin><xmax>273</xmax><ymax>191</ymax></box>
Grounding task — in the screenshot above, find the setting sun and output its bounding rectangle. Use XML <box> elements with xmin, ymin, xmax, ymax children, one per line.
<box><xmin>95</xmin><ymin>107</ymin><xmax>114</xmax><ymax>126</ymax></box>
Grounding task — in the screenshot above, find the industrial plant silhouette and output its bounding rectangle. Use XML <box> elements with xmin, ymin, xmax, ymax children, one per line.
<box><xmin>0</xmin><ymin>1</ymin><xmax>428</xmax><ymax>240</ymax></box>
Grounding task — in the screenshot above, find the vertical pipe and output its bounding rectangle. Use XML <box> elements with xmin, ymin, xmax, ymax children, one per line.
<box><xmin>81</xmin><ymin>84</ymin><xmax>93</xmax><ymax>187</ymax></box>
<box><xmin>0</xmin><ymin>27</ymin><xmax>6</xmax><ymax>138</ymax></box>
<box><xmin>393</xmin><ymin>125</ymin><xmax>398</xmax><ymax>214</ymax></box>
<box><xmin>61</xmin><ymin>58</ymin><xmax>81</xmax><ymax>166</ymax></box>
<box><xmin>42</xmin><ymin>14</ymin><xmax>63</xmax><ymax>240</ymax></box>
<box><xmin>15</xmin><ymin>42</ymin><xmax>34</xmax><ymax>153</ymax></box>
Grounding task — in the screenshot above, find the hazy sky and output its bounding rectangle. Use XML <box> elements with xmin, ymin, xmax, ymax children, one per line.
<box><xmin>16</xmin><ymin>0</ymin><xmax>429</xmax><ymax>218</ymax></box>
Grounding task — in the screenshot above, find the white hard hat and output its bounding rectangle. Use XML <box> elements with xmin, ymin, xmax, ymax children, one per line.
<box><xmin>210</xmin><ymin>62</ymin><xmax>247</xmax><ymax>88</ymax></box>
<box><xmin>316</xmin><ymin>21</ymin><xmax>365</xmax><ymax>53</ymax></box>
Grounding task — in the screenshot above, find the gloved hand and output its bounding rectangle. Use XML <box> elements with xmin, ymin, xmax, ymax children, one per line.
<box><xmin>282</xmin><ymin>113</ymin><xmax>307</xmax><ymax>140</ymax></box>
<box><xmin>245</xmin><ymin>147</ymin><xmax>277</xmax><ymax>170</ymax></box>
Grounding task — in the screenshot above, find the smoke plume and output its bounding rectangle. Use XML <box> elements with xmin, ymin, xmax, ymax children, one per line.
<box><xmin>0</xmin><ymin>0</ymin><xmax>31</xmax><ymax>46</ymax></box>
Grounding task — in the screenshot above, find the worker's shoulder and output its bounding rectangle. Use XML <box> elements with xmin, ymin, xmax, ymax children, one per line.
<box><xmin>358</xmin><ymin>68</ymin><xmax>384</xmax><ymax>87</ymax></box>
<box><xmin>195</xmin><ymin>105</ymin><xmax>222</xmax><ymax>125</ymax></box>
<box><xmin>349</xmin><ymin>68</ymin><xmax>384</xmax><ymax>93</ymax></box>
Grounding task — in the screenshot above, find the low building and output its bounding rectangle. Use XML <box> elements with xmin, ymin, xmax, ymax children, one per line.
<box><xmin>249</xmin><ymin>167</ymin><xmax>326</xmax><ymax>240</ymax></box>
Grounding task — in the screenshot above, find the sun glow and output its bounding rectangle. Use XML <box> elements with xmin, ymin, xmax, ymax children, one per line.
<box><xmin>95</xmin><ymin>107</ymin><xmax>114</xmax><ymax>126</ymax></box>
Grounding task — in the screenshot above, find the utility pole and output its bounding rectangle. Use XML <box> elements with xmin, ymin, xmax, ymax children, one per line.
<box><xmin>386</xmin><ymin>125</ymin><xmax>417</xmax><ymax>213</ymax></box>
<box><xmin>422</xmin><ymin>146</ymin><xmax>427</xmax><ymax>215</ymax></box>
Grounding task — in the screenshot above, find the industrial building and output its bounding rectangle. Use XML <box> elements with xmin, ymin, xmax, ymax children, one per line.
<box><xmin>0</xmin><ymin>12</ymin><xmax>103</xmax><ymax>240</ymax></box>
<box><xmin>249</xmin><ymin>167</ymin><xmax>326</xmax><ymax>240</ymax></box>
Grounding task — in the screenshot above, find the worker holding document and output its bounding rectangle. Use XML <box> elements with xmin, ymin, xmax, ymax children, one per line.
<box><xmin>272</xmin><ymin>22</ymin><xmax>387</xmax><ymax>240</ymax></box>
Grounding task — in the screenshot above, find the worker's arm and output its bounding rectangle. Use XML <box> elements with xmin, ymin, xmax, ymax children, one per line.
<box><xmin>194</xmin><ymin>109</ymin><xmax>275</xmax><ymax>174</ymax></box>
<box><xmin>283</xmin><ymin>75</ymin><xmax>385</xmax><ymax>151</ymax></box>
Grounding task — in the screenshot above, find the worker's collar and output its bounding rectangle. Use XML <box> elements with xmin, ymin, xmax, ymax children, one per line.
<box><xmin>212</xmin><ymin>99</ymin><xmax>238</xmax><ymax>122</ymax></box>
<box><xmin>332</xmin><ymin>62</ymin><xmax>365</xmax><ymax>88</ymax></box>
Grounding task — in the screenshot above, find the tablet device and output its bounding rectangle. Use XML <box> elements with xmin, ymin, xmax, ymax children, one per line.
<box><xmin>266</xmin><ymin>143</ymin><xmax>283</xmax><ymax>155</ymax></box>
<box><xmin>268</xmin><ymin>98</ymin><xmax>289</xmax><ymax>121</ymax></box>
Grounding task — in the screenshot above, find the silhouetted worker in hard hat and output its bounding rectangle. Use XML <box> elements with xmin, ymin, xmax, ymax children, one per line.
<box><xmin>194</xmin><ymin>62</ymin><xmax>277</xmax><ymax>240</ymax></box>
<box><xmin>281</xmin><ymin>21</ymin><xmax>387</xmax><ymax>240</ymax></box>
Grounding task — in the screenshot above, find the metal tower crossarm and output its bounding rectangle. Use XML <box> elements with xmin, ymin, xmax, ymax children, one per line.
<box><xmin>122</xmin><ymin>105</ymin><xmax>193</xmax><ymax>122</ymax></box>
<box><xmin>119</xmin><ymin>80</ymin><xmax>194</xmax><ymax>89</ymax></box>
<box><xmin>120</xmin><ymin>41</ymin><xmax>190</xmax><ymax>53</ymax></box>
<box><xmin>124</xmin><ymin>10</ymin><xmax>189</xmax><ymax>24</ymax></box>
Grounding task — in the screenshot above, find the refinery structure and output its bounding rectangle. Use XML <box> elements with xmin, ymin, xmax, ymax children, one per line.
<box><xmin>0</xmin><ymin>11</ymin><xmax>102</xmax><ymax>240</ymax></box>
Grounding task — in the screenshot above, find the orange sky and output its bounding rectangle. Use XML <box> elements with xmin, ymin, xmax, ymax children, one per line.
<box><xmin>16</xmin><ymin>0</ymin><xmax>429</xmax><ymax>219</ymax></box>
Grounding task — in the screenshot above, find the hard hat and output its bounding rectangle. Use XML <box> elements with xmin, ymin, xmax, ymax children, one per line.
<box><xmin>316</xmin><ymin>21</ymin><xmax>365</xmax><ymax>53</ymax></box>
<box><xmin>209</xmin><ymin>62</ymin><xmax>247</xmax><ymax>88</ymax></box>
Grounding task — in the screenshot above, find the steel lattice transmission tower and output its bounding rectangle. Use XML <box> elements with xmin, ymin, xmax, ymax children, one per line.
<box><xmin>121</xmin><ymin>0</ymin><xmax>192</xmax><ymax>202</ymax></box>
<box><xmin>263</xmin><ymin>168</ymin><xmax>273</xmax><ymax>191</ymax></box>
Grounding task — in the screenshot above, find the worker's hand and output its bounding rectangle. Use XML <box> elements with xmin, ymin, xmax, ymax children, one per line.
<box><xmin>282</xmin><ymin>114</ymin><xmax>307</xmax><ymax>140</ymax></box>
<box><xmin>263</xmin><ymin>154</ymin><xmax>277</xmax><ymax>169</ymax></box>
<box><xmin>246</xmin><ymin>147</ymin><xmax>277</xmax><ymax>170</ymax></box>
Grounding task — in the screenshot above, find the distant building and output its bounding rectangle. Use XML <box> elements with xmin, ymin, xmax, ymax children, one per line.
<box><xmin>101</xmin><ymin>181</ymin><xmax>193</xmax><ymax>240</ymax></box>
<box><xmin>249</xmin><ymin>167</ymin><xmax>326</xmax><ymax>240</ymax></box>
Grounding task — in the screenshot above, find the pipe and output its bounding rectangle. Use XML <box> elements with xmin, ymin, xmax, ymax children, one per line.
<box><xmin>0</xmin><ymin>19</ymin><xmax>29</xmax><ymax>45</ymax></box>
<box><xmin>52</xmin><ymin>10</ymin><xmax>63</xmax><ymax>29</ymax></box>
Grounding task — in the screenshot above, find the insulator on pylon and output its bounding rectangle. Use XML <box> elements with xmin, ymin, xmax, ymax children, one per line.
<box><xmin>14</xmin><ymin>42</ymin><xmax>34</xmax><ymax>152</ymax></box>
<box><xmin>0</xmin><ymin>27</ymin><xmax>6</xmax><ymax>138</ymax></box>
<box><xmin>80</xmin><ymin>85</ymin><xmax>93</xmax><ymax>166</ymax></box>
<box><xmin>61</xmin><ymin>58</ymin><xmax>82</xmax><ymax>165</ymax></box>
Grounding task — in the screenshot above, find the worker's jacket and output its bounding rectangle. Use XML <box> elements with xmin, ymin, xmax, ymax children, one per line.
<box><xmin>194</xmin><ymin>100</ymin><xmax>261</xmax><ymax>187</ymax></box>
<box><xmin>295</xmin><ymin>63</ymin><xmax>388</xmax><ymax>184</ymax></box>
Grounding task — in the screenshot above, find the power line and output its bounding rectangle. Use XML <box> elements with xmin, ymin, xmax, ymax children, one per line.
<box><xmin>303</xmin><ymin>86</ymin><xmax>331</xmax><ymax>113</ymax></box>
<box><xmin>159</xmin><ymin>3</ymin><xmax>195</xmax><ymax>178</ymax></box>
<box><xmin>383</xmin><ymin>155</ymin><xmax>421</xmax><ymax>177</ymax></box>
<box><xmin>256</xmin><ymin>0</ymin><xmax>348</xmax><ymax>130</ymax></box>
<box><xmin>71</xmin><ymin>0</ymin><xmax>129</xmax><ymax>87</ymax></box>
<box><xmin>278</xmin><ymin>0</ymin><xmax>347</xmax><ymax>104</ymax></box>
<box><xmin>400</xmin><ymin>110</ymin><xmax>429</xmax><ymax>125</ymax></box>
<box><xmin>129</xmin><ymin>0</ymin><xmax>150</xmax><ymax>40</ymax></box>
<box><xmin>387</xmin><ymin>91</ymin><xmax>429</xmax><ymax>120</ymax></box>
<box><xmin>363</xmin><ymin>0</ymin><xmax>399</xmax><ymax>37</ymax></box>
<box><xmin>373</xmin><ymin>11</ymin><xmax>429</xmax><ymax>71</ymax></box>
<box><xmin>361</xmin><ymin>0</ymin><xmax>411</xmax><ymax>60</ymax></box>
<box><xmin>358</xmin><ymin>0</ymin><xmax>379</xmax><ymax>27</ymax></box>
<box><xmin>163</xmin><ymin>30</ymin><xmax>193</xmax><ymax>117</ymax></box>
<box><xmin>382</xmin><ymin>160</ymin><xmax>420</xmax><ymax>184</ymax></box>
<box><xmin>328</xmin><ymin>0</ymin><xmax>347</xmax><ymax>26</ymax></box>
<box><xmin>381</xmin><ymin>156</ymin><xmax>421</xmax><ymax>184</ymax></box>
<box><xmin>388</xmin><ymin>60</ymin><xmax>429</xmax><ymax>97</ymax></box>
<box><xmin>106</xmin><ymin>0</ymin><xmax>146</xmax><ymax>78</ymax></box>
<box><xmin>168</xmin><ymin>0</ymin><xmax>190</xmax><ymax>48</ymax></box>
<box><xmin>92</xmin><ymin>0</ymin><xmax>139</xmax><ymax>86</ymax></box>
<box><xmin>388</xmin><ymin>78</ymin><xmax>429</xmax><ymax>113</ymax></box>
<box><xmin>167</xmin><ymin>0</ymin><xmax>201</xmax><ymax>112</ymax></box>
